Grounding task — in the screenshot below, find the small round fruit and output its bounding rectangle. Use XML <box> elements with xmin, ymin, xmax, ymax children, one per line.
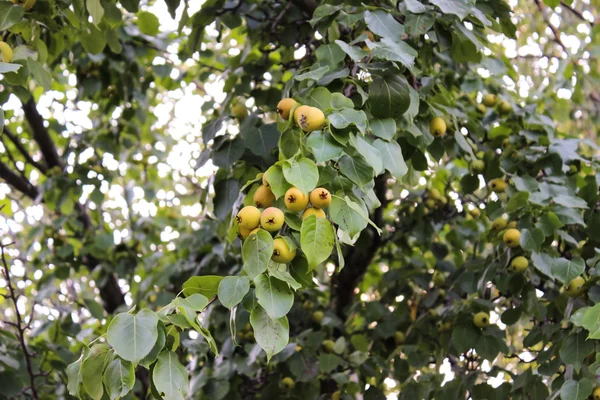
<box><xmin>231</xmin><ymin>103</ymin><xmax>248</xmax><ymax>120</ymax></box>
<box><xmin>507</xmin><ymin>221</ymin><xmax>517</xmax><ymax>229</ymax></box>
<box><xmin>429</xmin><ymin>188</ymin><xmax>441</xmax><ymax>200</ymax></box>
<box><xmin>502</xmin><ymin>138</ymin><xmax>511</xmax><ymax>150</ymax></box>
<box><xmin>511</xmin><ymin>256</ymin><xmax>528</xmax><ymax>273</ymax></box>
<box><xmin>592</xmin><ymin>386</ymin><xmax>600</xmax><ymax>400</ymax></box>
<box><xmin>470</xmin><ymin>159</ymin><xmax>485</xmax><ymax>173</ymax></box>
<box><xmin>280</xmin><ymin>377</ymin><xmax>295</xmax><ymax>391</ymax></box>
<box><xmin>322</xmin><ymin>339</ymin><xmax>335</xmax><ymax>353</ymax></box>
<box><xmin>260</xmin><ymin>207</ymin><xmax>285</xmax><ymax>232</ymax></box>
<box><xmin>272</xmin><ymin>237</ymin><xmax>296</xmax><ymax>263</ymax></box>
<box><xmin>309</xmin><ymin>187</ymin><xmax>331</xmax><ymax>208</ymax></box>
<box><xmin>294</xmin><ymin>105</ymin><xmax>325</xmax><ymax>133</ymax></box>
<box><xmin>425</xmin><ymin>199</ymin><xmax>436</xmax><ymax>208</ymax></box>
<box><xmin>302</xmin><ymin>207</ymin><xmax>326</xmax><ymax>220</ymax></box>
<box><xmin>332</xmin><ymin>390</ymin><xmax>341</xmax><ymax>400</ymax></box>
<box><xmin>277</xmin><ymin>98</ymin><xmax>297</xmax><ymax>120</ymax></box>
<box><xmin>254</xmin><ymin>185</ymin><xmax>275</xmax><ymax>208</ymax></box>
<box><xmin>238</xmin><ymin>226</ymin><xmax>252</xmax><ymax>240</ymax></box>
<box><xmin>284</xmin><ymin>187</ymin><xmax>309</xmax><ymax>212</ymax></box>
<box><xmin>429</xmin><ymin>117</ymin><xmax>447</xmax><ymax>137</ymax></box>
<box><xmin>476</xmin><ymin>104</ymin><xmax>487</xmax><ymax>114</ymax></box>
<box><xmin>469</xmin><ymin>208</ymin><xmax>481</xmax><ymax>218</ymax></box>
<box><xmin>565</xmin><ymin>276</ymin><xmax>585</xmax><ymax>297</ymax></box>
<box><xmin>498</xmin><ymin>100</ymin><xmax>512</xmax><ymax>115</ymax></box>
<box><xmin>482</xmin><ymin>94</ymin><xmax>497</xmax><ymax>107</ymax></box>
<box><xmin>491</xmin><ymin>217</ymin><xmax>507</xmax><ymax>231</ymax></box>
<box><xmin>0</xmin><ymin>41</ymin><xmax>13</xmax><ymax>63</ymax></box>
<box><xmin>249</xmin><ymin>227</ymin><xmax>260</xmax><ymax>236</ymax></box>
<box><xmin>488</xmin><ymin>178</ymin><xmax>507</xmax><ymax>193</ymax></box>
<box><xmin>476</xmin><ymin>151</ymin><xmax>485</xmax><ymax>159</ymax></box>
<box><xmin>237</xmin><ymin>206</ymin><xmax>261</xmax><ymax>229</ymax></box>
<box><xmin>262</xmin><ymin>172</ymin><xmax>270</xmax><ymax>187</ymax></box>
<box><xmin>302</xmin><ymin>300</ymin><xmax>314</xmax><ymax>310</ymax></box>
<box><xmin>312</xmin><ymin>310</ymin><xmax>324</xmax><ymax>323</ymax></box>
<box><xmin>394</xmin><ymin>331</ymin><xmax>405</xmax><ymax>345</ymax></box>
<box><xmin>503</xmin><ymin>229</ymin><xmax>521</xmax><ymax>248</ymax></box>
<box><xmin>432</xmin><ymin>270</ymin><xmax>445</xmax><ymax>286</ymax></box>
<box><xmin>23</xmin><ymin>0</ymin><xmax>35</xmax><ymax>10</ymax></box>
<box><xmin>473</xmin><ymin>312</ymin><xmax>490</xmax><ymax>328</ymax></box>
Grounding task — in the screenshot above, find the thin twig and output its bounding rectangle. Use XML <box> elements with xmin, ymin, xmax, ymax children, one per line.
<box><xmin>0</xmin><ymin>243</ymin><xmax>39</xmax><ymax>399</ymax></box>
<box><xmin>561</xmin><ymin>1</ymin><xmax>595</xmax><ymax>26</ymax></box>
<box><xmin>534</xmin><ymin>0</ymin><xmax>568</xmax><ymax>52</ymax></box>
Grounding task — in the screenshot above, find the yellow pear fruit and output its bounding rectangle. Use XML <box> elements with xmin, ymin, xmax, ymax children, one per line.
<box><xmin>491</xmin><ymin>217</ymin><xmax>507</xmax><ymax>231</ymax></box>
<box><xmin>565</xmin><ymin>276</ymin><xmax>586</xmax><ymax>297</ymax></box>
<box><xmin>592</xmin><ymin>386</ymin><xmax>600</xmax><ymax>400</ymax></box>
<box><xmin>236</xmin><ymin>206</ymin><xmax>261</xmax><ymax>229</ymax></box>
<box><xmin>428</xmin><ymin>188</ymin><xmax>441</xmax><ymax>200</ymax></box>
<box><xmin>429</xmin><ymin>117</ymin><xmax>446</xmax><ymax>137</ymax></box>
<box><xmin>254</xmin><ymin>185</ymin><xmax>275</xmax><ymax>208</ymax></box>
<box><xmin>312</xmin><ymin>310</ymin><xmax>324</xmax><ymax>323</ymax></box>
<box><xmin>302</xmin><ymin>207</ymin><xmax>326</xmax><ymax>220</ymax></box>
<box><xmin>284</xmin><ymin>187</ymin><xmax>309</xmax><ymax>212</ymax></box>
<box><xmin>488</xmin><ymin>178</ymin><xmax>507</xmax><ymax>193</ymax></box>
<box><xmin>280</xmin><ymin>377</ymin><xmax>295</xmax><ymax>391</ymax></box>
<box><xmin>470</xmin><ymin>159</ymin><xmax>485</xmax><ymax>173</ymax></box>
<box><xmin>309</xmin><ymin>187</ymin><xmax>331</xmax><ymax>208</ymax></box>
<box><xmin>507</xmin><ymin>221</ymin><xmax>517</xmax><ymax>229</ymax></box>
<box><xmin>469</xmin><ymin>208</ymin><xmax>481</xmax><ymax>218</ymax></box>
<box><xmin>322</xmin><ymin>339</ymin><xmax>335</xmax><ymax>353</ymax></box>
<box><xmin>231</xmin><ymin>102</ymin><xmax>248</xmax><ymax>120</ymax></box>
<box><xmin>511</xmin><ymin>256</ymin><xmax>528</xmax><ymax>273</ymax></box>
<box><xmin>262</xmin><ymin>172</ymin><xmax>270</xmax><ymax>187</ymax></box>
<box><xmin>473</xmin><ymin>312</ymin><xmax>490</xmax><ymax>328</ymax></box>
<box><xmin>23</xmin><ymin>0</ymin><xmax>35</xmax><ymax>10</ymax></box>
<box><xmin>0</xmin><ymin>42</ymin><xmax>13</xmax><ymax>63</ymax></box>
<box><xmin>238</xmin><ymin>226</ymin><xmax>252</xmax><ymax>240</ymax></box>
<box><xmin>294</xmin><ymin>105</ymin><xmax>325</xmax><ymax>133</ymax></box>
<box><xmin>276</xmin><ymin>98</ymin><xmax>297</xmax><ymax>120</ymax></box>
<box><xmin>503</xmin><ymin>229</ymin><xmax>521</xmax><ymax>248</ymax></box>
<box><xmin>394</xmin><ymin>331</ymin><xmax>405</xmax><ymax>345</ymax></box>
<box><xmin>272</xmin><ymin>237</ymin><xmax>296</xmax><ymax>263</ymax></box>
<box><xmin>498</xmin><ymin>100</ymin><xmax>512</xmax><ymax>115</ymax></box>
<box><xmin>260</xmin><ymin>207</ymin><xmax>285</xmax><ymax>232</ymax></box>
<box><xmin>332</xmin><ymin>390</ymin><xmax>341</xmax><ymax>400</ymax></box>
<box><xmin>432</xmin><ymin>270</ymin><xmax>445</xmax><ymax>286</ymax></box>
<box><xmin>476</xmin><ymin>104</ymin><xmax>487</xmax><ymax>114</ymax></box>
<box><xmin>482</xmin><ymin>94</ymin><xmax>497</xmax><ymax>107</ymax></box>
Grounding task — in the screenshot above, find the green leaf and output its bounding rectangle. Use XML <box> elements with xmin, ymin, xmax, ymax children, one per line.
<box><xmin>296</xmin><ymin>66</ymin><xmax>330</xmax><ymax>81</ymax></box>
<box><xmin>364</xmin><ymin>10</ymin><xmax>405</xmax><ymax>41</ymax></box>
<box><xmin>301</xmin><ymin>215</ymin><xmax>335</xmax><ymax>270</ymax></box>
<box><xmin>289</xmin><ymin>256</ymin><xmax>316</xmax><ymax>288</ymax></box>
<box><xmin>212</xmin><ymin>139</ymin><xmax>245</xmax><ymax>168</ymax></box>
<box><xmin>82</xmin><ymin>344</ymin><xmax>110</xmax><ymax>400</ymax></box>
<box><xmin>475</xmin><ymin>335</ymin><xmax>500</xmax><ymax>361</ymax></box>
<box><xmin>559</xmin><ymin>379</ymin><xmax>593</xmax><ymax>400</ymax></box>
<box><xmin>551</xmin><ymin>257</ymin><xmax>585</xmax><ymax>285</ymax></box>
<box><xmin>218</xmin><ymin>276</ymin><xmax>251</xmax><ymax>309</ymax></box>
<box><xmin>329</xmin><ymin>195</ymin><xmax>368</xmax><ymax>238</ymax></box>
<box><xmin>451</xmin><ymin>323</ymin><xmax>480</xmax><ymax>353</ymax></box>
<box><xmin>106</xmin><ymin>309</ymin><xmax>159</xmax><ymax>362</ymax></box>
<box><xmin>137</xmin><ymin>11</ymin><xmax>160</xmax><ymax>36</ymax></box>
<box><xmin>81</xmin><ymin>24</ymin><xmax>107</xmax><ymax>54</ymax></box>
<box><xmin>26</xmin><ymin>59</ymin><xmax>52</xmax><ymax>91</ymax></box>
<box><xmin>429</xmin><ymin>0</ymin><xmax>475</xmax><ymax>20</ymax></box>
<box><xmin>335</xmin><ymin>40</ymin><xmax>369</xmax><ymax>62</ymax></box>
<box><xmin>182</xmin><ymin>275</ymin><xmax>223</xmax><ymax>298</ymax></box>
<box><xmin>0</xmin><ymin>63</ymin><xmax>22</xmax><ymax>73</ymax></box>
<box><xmin>103</xmin><ymin>358</ymin><xmax>135</xmax><ymax>400</ymax></box>
<box><xmin>581</xmin><ymin>303</ymin><xmax>600</xmax><ymax>338</ymax></box>
<box><xmin>214</xmin><ymin>178</ymin><xmax>239</xmax><ymax>220</ymax></box>
<box><xmin>368</xmin><ymin>75</ymin><xmax>411</xmax><ymax>120</ymax></box>
<box><xmin>66</xmin><ymin>349</ymin><xmax>88</xmax><ymax>397</ymax></box>
<box><xmin>369</xmin><ymin>38</ymin><xmax>418</xmax><ymax>72</ymax></box>
<box><xmin>265</xmin><ymin>164</ymin><xmax>292</xmax><ymax>199</ymax></box>
<box><xmin>153</xmin><ymin>351</ymin><xmax>190</xmax><ymax>400</ymax></box>
<box><xmin>282</xmin><ymin>157</ymin><xmax>319</xmax><ymax>194</ymax></box>
<box><xmin>246</xmin><ymin>124</ymin><xmax>280</xmax><ymax>157</ymax></box>
<box><xmin>370</xmin><ymin>118</ymin><xmax>397</xmax><ymax>141</ymax></box>
<box><xmin>307</xmin><ymin>131</ymin><xmax>344</xmax><ymax>163</ymax></box>
<box><xmin>140</xmin><ymin>325</ymin><xmax>166</xmax><ymax>369</ymax></box>
<box><xmin>254</xmin><ymin>274</ymin><xmax>293</xmax><ymax>320</ymax></box>
<box><xmin>330</xmin><ymin>93</ymin><xmax>355</xmax><ymax>110</ymax></box>
<box><xmin>559</xmin><ymin>331</ymin><xmax>594</xmax><ymax>372</ymax></box>
<box><xmin>405</xmin><ymin>13</ymin><xmax>435</xmax><ymax>36</ymax></box>
<box><xmin>506</xmin><ymin>191</ymin><xmax>529</xmax><ymax>212</ymax></box>
<box><xmin>520</xmin><ymin>228</ymin><xmax>544</xmax><ymax>252</ymax></box>
<box><xmin>373</xmin><ymin>139</ymin><xmax>408</xmax><ymax>179</ymax></box>
<box><xmin>0</xmin><ymin>3</ymin><xmax>24</xmax><ymax>31</ymax></box>
<box><xmin>315</xmin><ymin>43</ymin><xmax>346</xmax><ymax>68</ymax></box>
<box><xmin>319</xmin><ymin>353</ymin><xmax>341</xmax><ymax>373</ymax></box>
<box><xmin>87</xmin><ymin>0</ymin><xmax>104</xmax><ymax>25</ymax></box>
<box><xmin>243</xmin><ymin>230</ymin><xmax>274</xmax><ymax>279</ymax></box>
<box><xmin>530</xmin><ymin>252</ymin><xmax>555</xmax><ymax>279</ymax></box>
<box><xmin>250</xmin><ymin>305</ymin><xmax>289</xmax><ymax>362</ymax></box>
<box><xmin>350</xmin><ymin>134</ymin><xmax>383</xmax><ymax>175</ymax></box>
<box><xmin>454</xmin><ymin>132</ymin><xmax>475</xmax><ymax>157</ymax></box>
<box><xmin>338</xmin><ymin>154</ymin><xmax>374</xmax><ymax>188</ymax></box>
<box><xmin>328</xmin><ymin>109</ymin><xmax>368</xmax><ymax>134</ymax></box>
<box><xmin>268</xmin><ymin>262</ymin><xmax>302</xmax><ymax>290</ymax></box>
<box><xmin>305</xmin><ymin>86</ymin><xmax>332</xmax><ymax>109</ymax></box>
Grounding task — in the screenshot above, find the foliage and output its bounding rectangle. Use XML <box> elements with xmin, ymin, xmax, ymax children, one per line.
<box><xmin>0</xmin><ymin>0</ymin><xmax>599</xmax><ymax>399</ymax></box>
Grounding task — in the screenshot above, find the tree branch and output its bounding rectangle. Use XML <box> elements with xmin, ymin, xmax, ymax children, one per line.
<box><xmin>0</xmin><ymin>242</ymin><xmax>39</xmax><ymax>400</ymax></box>
<box><xmin>2</xmin><ymin>127</ymin><xmax>48</xmax><ymax>173</ymax></box>
<box><xmin>561</xmin><ymin>1</ymin><xmax>595</xmax><ymax>26</ymax></box>
<box><xmin>330</xmin><ymin>174</ymin><xmax>389</xmax><ymax>317</ymax></box>
<box><xmin>0</xmin><ymin>160</ymin><xmax>39</xmax><ymax>200</ymax></box>
<box><xmin>534</xmin><ymin>0</ymin><xmax>568</xmax><ymax>53</ymax></box>
<box><xmin>22</xmin><ymin>98</ymin><xmax>63</xmax><ymax>170</ymax></box>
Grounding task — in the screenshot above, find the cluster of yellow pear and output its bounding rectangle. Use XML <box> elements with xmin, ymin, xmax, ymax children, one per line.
<box><xmin>490</xmin><ymin>217</ymin><xmax>521</xmax><ymax>249</ymax></box>
<box><xmin>235</xmin><ymin>172</ymin><xmax>331</xmax><ymax>264</ymax></box>
<box><xmin>236</xmin><ymin>323</ymin><xmax>254</xmax><ymax>341</ymax></box>
<box><xmin>277</xmin><ymin>98</ymin><xmax>325</xmax><ymax>133</ymax></box>
<box><xmin>479</xmin><ymin>93</ymin><xmax>512</xmax><ymax>115</ymax></box>
<box><xmin>424</xmin><ymin>188</ymin><xmax>448</xmax><ymax>210</ymax></box>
